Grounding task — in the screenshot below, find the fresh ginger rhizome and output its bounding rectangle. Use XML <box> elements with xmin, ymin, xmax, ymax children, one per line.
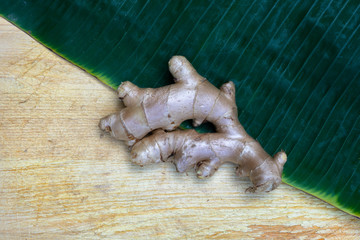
<box><xmin>99</xmin><ymin>56</ymin><xmax>287</xmax><ymax>192</ymax></box>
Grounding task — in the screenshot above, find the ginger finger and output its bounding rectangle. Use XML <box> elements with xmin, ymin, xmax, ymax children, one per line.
<box><xmin>100</xmin><ymin>56</ymin><xmax>287</xmax><ymax>192</ymax></box>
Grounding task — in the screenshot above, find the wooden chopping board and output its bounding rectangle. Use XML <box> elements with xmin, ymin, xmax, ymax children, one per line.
<box><xmin>0</xmin><ymin>17</ymin><xmax>359</xmax><ymax>239</ymax></box>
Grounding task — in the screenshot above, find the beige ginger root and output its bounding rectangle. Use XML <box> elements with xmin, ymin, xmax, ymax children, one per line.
<box><xmin>99</xmin><ymin>56</ymin><xmax>287</xmax><ymax>192</ymax></box>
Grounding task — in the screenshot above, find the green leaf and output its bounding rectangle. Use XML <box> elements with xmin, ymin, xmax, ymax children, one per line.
<box><xmin>1</xmin><ymin>0</ymin><xmax>359</xmax><ymax>217</ymax></box>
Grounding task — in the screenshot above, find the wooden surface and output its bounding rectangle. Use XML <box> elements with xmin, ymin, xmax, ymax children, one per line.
<box><xmin>0</xmin><ymin>17</ymin><xmax>359</xmax><ymax>239</ymax></box>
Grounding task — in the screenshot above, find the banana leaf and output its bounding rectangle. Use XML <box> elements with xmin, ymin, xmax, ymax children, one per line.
<box><xmin>1</xmin><ymin>0</ymin><xmax>359</xmax><ymax>217</ymax></box>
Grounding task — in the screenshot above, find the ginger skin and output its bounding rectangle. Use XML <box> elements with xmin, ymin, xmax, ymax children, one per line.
<box><xmin>99</xmin><ymin>56</ymin><xmax>287</xmax><ymax>192</ymax></box>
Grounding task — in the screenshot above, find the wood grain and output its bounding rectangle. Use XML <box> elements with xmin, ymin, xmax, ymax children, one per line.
<box><xmin>0</xmin><ymin>17</ymin><xmax>359</xmax><ymax>239</ymax></box>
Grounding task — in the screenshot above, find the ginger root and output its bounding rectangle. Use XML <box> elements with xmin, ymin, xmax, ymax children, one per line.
<box><xmin>99</xmin><ymin>56</ymin><xmax>287</xmax><ymax>192</ymax></box>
